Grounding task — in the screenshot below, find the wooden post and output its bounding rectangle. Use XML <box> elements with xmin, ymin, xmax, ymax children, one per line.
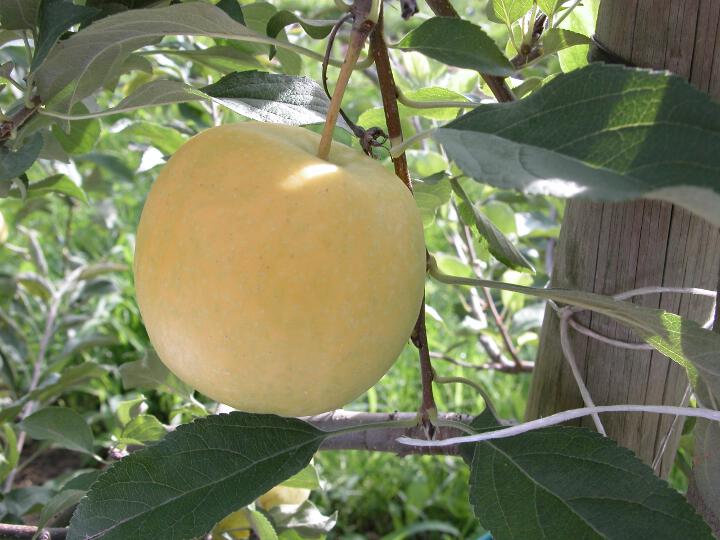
<box><xmin>526</xmin><ymin>0</ymin><xmax>720</xmax><ymax>478</ymax></box>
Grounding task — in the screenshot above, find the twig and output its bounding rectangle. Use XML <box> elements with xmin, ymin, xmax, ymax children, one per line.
<box><xmin>430</xmin><ymin>351</ymin><xmax>533</xmax><ymax>373</ymax></box>
<box><xmin>432</xmin><ymin>369</ymin><xmax>500</xmax><ymax>419</ymax></box>
<box><xmin>652</xmin><ymin>384</ymin><xmax>692</xmax><ymax>473</ymax></box>
<box><xmin>398</xmin><ymin>404</ymin><xmax>720</xmax><ymax>448</ymax></box>
<box><xmin>0</xmin><ymin>524</ymin><xmax>66</xmax><ymax>539</ymax></box>
<box><xmin>457</xmin><ymin>222</ymin><xmax>524</xmax><ymax>368</ymax></box>
<box><xmin>304</xmin><ymin>410</ymin><xmax>471</xmax><ymax>454</ymax></box>
<box><xmin>317</xmin><ymin>0</ymin><xmax>380</xmax><ymax>159</ymax></box>
<box><xmin>369</xmin><ymin>8</ymin><xmax>412</xmax><ymax>189</ymax></box>
<box><xmin>0</xmin><ymin>97</ymin><xmax>41</xmax><ymax>142</ymax></box>
<box><xmin>424</xmin><ymin>0</ymin><xmax>515</xmax><ymax>103</ymax></box>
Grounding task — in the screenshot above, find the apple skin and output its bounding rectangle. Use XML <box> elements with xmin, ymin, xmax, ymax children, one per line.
<box><xmin>134</xmin><ymin>122</ymin><xmax>426</xmax><ymax>416</ymax></box>
<box><xmin>257</xmin><ymin>486</ymin><xmax>311</xmax><ymax>510</ymax></box>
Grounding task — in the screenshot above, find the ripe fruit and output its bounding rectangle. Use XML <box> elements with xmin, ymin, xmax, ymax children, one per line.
<box><xmin>134</xmin><ymin>122</ymin><xmax>426</xmax><ymax>416</ymax></box>
<box><xmin>257</xmin><ymin>486</ymin><xmax>311</xmax><ymax>510</ymax></box>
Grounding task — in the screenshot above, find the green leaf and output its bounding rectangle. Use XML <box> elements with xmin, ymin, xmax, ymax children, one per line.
<box><xmin>395</xmin><ymin>17</ymin><xmax>514</xmax><ymax>77</ymax></box>
<box><xmin>33</xmin><ymin>2</ymin><xmax>287</xmax><ymax>111</ymax></box>
<box><xmin>0</xmin><ymin>133</ymin><xmax>43</xmax><ymax>182</ymax></box>
<box><xmin>36</xmin><ymin>489</ymin><xmax>85</xmax><ymax>532</ymax></box>
<box><xmin>435</xmin><ymin>63</ymin><xmax>720</xmax><ymax>227</ymax></box>
<box><xmin>115</xmin><ymin>396</ymin><xmax>147</xmax><ymax>427</ymax></box>
<box><xmin>24</xmin><ymin>174</ymin><xmax>88</xmax><ymax>203</ymax></box>
<box><xmin>492</xmin><ymin>0</ymin><xmax>532</xmax><ymax>25</ymax></box>
<box><xmin>66</xmin><ymin>412</ymin><xmax>327</xmax><ymax>540</ymax></box>
<box><xmin>451</xmin><ymin>178</ymin><xmax>534</xmax><ymax>272</ymax></box>
<box><xmin>412</xmin><ymin>172</ymin><xmax>453</xmax><ymax>227</ymax></box>
<box><xmin>200</xmin><ymin>70</ymin><xmax>334</xmax><ymax>127</ymax></box>
<box><xmin>465</xmin><ymin>422</ymin><xmax>713</xmax><ymax>539</ymax></box>
<box><xmin>266</xmin><ymin>10</ymin><xmax>334</xmax><ymax>42</ymax></box>
<box><xmin>120</xmin><ymin>122</ymin><xmax>187</xmax><ymax>155</ymax></box>
<box><xmin>31</xmin><ymin>0</ymin><xmax>100</xmax><ymax>71</ymax></box>
<box><xmin>691</xmin><ymin>419</ymin><xmax>720</xmax><ymax>524</ymax></box>
<box><xmin>154</xmin><ymin>46</ymin><xmax>263</xmax><ymax>72</ymax></box>
<box><xmin>120</xmin><ymin>414</ymin><xmax>167</xmax><ymax>444</ymax></box>
<box><xmin>30</xmin><ymin>362</ymin><xmax>109</xmax><ymax>403</ymax></box>
<box><xmin>20</xmin><ymin>406</ymin><xmax>94</xmax><ymax>454</ymax></box>
<box><xmin>537</xmin><ymin>0</ymin><xmax>562</xmax><ymax>16</ymax></box>
<box><xmin>216</xmin><ymin>0</ymin><xmax>244</xmax><ymax>25</ymax></box>
<box><xmin>557</xmin><ymin>0</ymin><xmax>599</xmax><ymax>71</ymax></box>
<box><xmin>280</xmin><ymin>463</ymin><xmax>321</xmax><ymax>490</ymax></box>
<box><xmin>540</xmin><ymin>28</ymin><xmax>591</xmax><ymax>56</ymax></box>
<box><xmin>119</xmin><ymin>350</ymin><xmax>194</xmax><ymax>399</ymax></box>
<box><xmin>51</xmin><ymin>105</ymin><xmax>101</xmax><ymax>155</ymax></box>
<box><xmin>0</xmin><ymin>424</ymin><xmax>19</xmax><ymax>483</ymax></box>
<box><xmin>249</xmin><ymin>509</ymin><xmax>279</xmax><ymax>540</ymax></box>
<box><xmin>0</xmin><ymin>0</ymin><xmax>40</xmax><ymax>30</ymax></box>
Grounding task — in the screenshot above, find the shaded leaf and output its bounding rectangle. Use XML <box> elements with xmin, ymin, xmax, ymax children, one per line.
<box><xmin>691</xmin><ymin>419</ymin><xmax>720</xmax><ymax>525</ymax></box>
<box><xmin>36</xmin><ymin>489</ymin><xmax>85</xmax><ymax>531</ymax></box>
<box><xmin>412</xmin><ymin>171</ymin><xmax>452</xmax><ymax>227</ymax></box>
<box><xmin>435</xmin><ymin>63</ymin><xmax>720</xmax><ymax>227</ymax></box>
<box><xmin>0</xmin><ymin>0</ymin><xmax>40</xmax><ymax>30</ymax></box>
<box><xmin>201</xmin><ymin>70</ymin><xmax>334</xmax><ymax>127</ymax></box>
<box><xmin>51</xmin><ymin>105</ymin><xmax>101</xmax><ymax>155</ymax></box>
<box><xmin>216</xmin><ymin>0</ymin><xmax>244</xmax><ymax>25</ymax></box>
<box><xmin>119</xmin><ymin>350</ymin><xmax>193</xmax><ymax>399</ymax></box>
<box><xmin>25</xmin><ymin>174</ymin><xmax>87</xmax><ymax>203</ymax></box>
<box><xmin>20</xmin><ymin>406</ymin><xmax>94</xmax><ymax>454</ymax></box>
<box><xmin>266</xmin><ymin>11</ymin><xmax>334</xmax><ymax>40</ymax></box>
<box><xmin>395</xmin><ymin>17</ymin><xmax>514</xmax><ymax>77</ymax></box>
<box><xmin>0</xmin><ymin>133</ymin><xmax>43</xmax><ymax>183</ymax></box>
<box><xmin>451</xmin><ymin>178</ymin><xmax>533</xmax><ymax>272</ymax></box>
<box><xmin>33</xmin><ymin>2</ymin><xmax>281</xmax><ymax>111</ymax></box>
<box><xmin>154</xmin><ymin>46</ymin><xmax>262</xmax><ymax>73</ymax></box>
<box><xmin>465</xmin><ymin>420</ymin><xmax>712</xmax><ymax>539</ymax></box>
<box><xmin>120</xmin><ymin>122</ymin><xmax>187</xmax><ymax>155</ymax></box>
<box><xmin>67</xmin><ymin>412</ymin><xmax>326</xmax><ymax>540</ymax></box>
<box><xmin>31</xmin><ymin>0</ymin><xmax>100</xmax><ymax>71</ymax></box>
<box><xmin>30</xmin><ymin>362</ymin><xmax>109</xmax><ymax>403</ymax></box>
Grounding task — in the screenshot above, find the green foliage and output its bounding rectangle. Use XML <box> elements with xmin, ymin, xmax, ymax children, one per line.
<box><xmin>67</xmin><ymin>413</ymin><xmax>325</xmax><ymax>540</ymax></box>
<box><xmin>0</xmin><ymin>0</ymin><xmax>718</xmax><ymax>538</ymax></box>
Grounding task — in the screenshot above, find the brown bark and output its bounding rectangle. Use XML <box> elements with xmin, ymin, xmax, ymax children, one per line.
<box><xmin>526</xmin><ymin>0</ymin><xmax>720</xmax><ymax>481</ymax></box>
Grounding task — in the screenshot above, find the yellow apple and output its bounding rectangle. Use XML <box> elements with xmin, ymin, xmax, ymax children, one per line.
<box><xmin>0</xmin><ymin>210</ymin><xmax>8</xmax><ymax>245</ymax></box>
<box><xmin>211</xmin><ymin>508</ymin><xmax>251</xmax><ymax>540</ymax></box>
<box><xmin>257</xmin><ymin>485</ymin><xmax>311</xmax><ymax>510</ymax></box>
<box><xmin>134</xmin><ymin>122</ymin><xmax>426</xmax><ymax>416</ymax></box>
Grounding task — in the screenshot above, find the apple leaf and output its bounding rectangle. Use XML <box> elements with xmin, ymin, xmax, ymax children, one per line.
<box><xmin>462</xmin><ymin>414</ymin><xmax>713</xmax><ymax>539</ymax></box>
<box><xmin>32</xmin><ymin>2</ymin><xmax>292</xmax><ymax>112</ymax></box>
<box><xmin>25</xmin><ymin>174</ymin><xmax>88</xmax><ymax>203</ymax></box>
<box><xmin>0</xmin><ymin>133</ymin><xmax>43</xmax><ymax>182</ymax></box>
<box><xmin>537</xmin><ymin>0</ymin><xmax>562</xmax><ymax>16</ymax></box>
<box><xmin>540</xmin><ymin>28</ymin><xmax>591</xmax><ymax>56</ymax></box>
<box><xmin>66</xmin><ymin>412</ymin><xmax>327</xmax><ymax>540</ymax></box>
<box><xmin>691</xmin><ymin>419</ymin><xmax>720</xmax><ymax>522</ymax></box>
<box><xmin>31</xmin><ymin>0</ymin><xmax>99</xmax><ymax>72</ymax></box>
<box><xmin>200</xmin><ymin>70</ymin><xmax>336</xmax><ymax>127</ymax></box>
<box><xmin>20</xmin><ymin>406</ymin><xmax>94</xmax><ymax>455</ymax></box>
<box><xmin>492</xmin><ymin>0</ymin><xmax>533</xmax><ymax>25</ymax></box>
<box><xmin>435</xmin><ymin>63</ymin><xmax>720</xmax><ymax>227</ymax></box>
<box><xmin>395</xmin><ymin>17</ymin><xmax>514</xmax><ymax>77</ymax></box>
<box><xmin>0</xmin><ymin>0</ymin><xmax>40</xmax><ymax>30</ymax></box>
<box><xmin>266</xmin><ymin>11</ymin><xmax>335</xmax><ymax>40</ymax></box>
<box><xmin>216</xmin><ymin>0</ymin><xmax>244</xmax><ymax>24</ymax></box>
<box><xmin>450</xmin><ymin>178</ymin><xmax>534</xmax><ymax>272</ymax></box>
<box><xmin>119</xmin><ymin>350</ymin><xmax>194</xmax><ymax>400</ymax></box>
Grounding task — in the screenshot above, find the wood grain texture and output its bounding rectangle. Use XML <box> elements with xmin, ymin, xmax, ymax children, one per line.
<box><xmin>526</xmin><ymin>0</ymin><xmax>720</xmax><ymax>480</ymax></box>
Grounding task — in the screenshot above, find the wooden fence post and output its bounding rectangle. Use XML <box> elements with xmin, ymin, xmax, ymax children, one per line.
<box><xmin>526</xmin><ymin>0</ymin><xmax>720</xmax><ymax>479</ymax></box>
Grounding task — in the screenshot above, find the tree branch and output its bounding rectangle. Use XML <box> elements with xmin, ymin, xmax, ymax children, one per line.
<box><xmin>305</xmin><ymin>410</ymin><xmax>471</xmax><ymax>454</ymax></box>
<box><xmin>0</xmin><ymin>524</ymin><xmax>66</xmax><ymax>540</ymax></box>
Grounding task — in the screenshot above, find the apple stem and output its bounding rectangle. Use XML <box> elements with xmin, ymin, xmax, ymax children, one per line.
<box><xmin>317</xmin><ymin>0</ymin><xmax>380</xmax><ymax>160</ymax></box>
